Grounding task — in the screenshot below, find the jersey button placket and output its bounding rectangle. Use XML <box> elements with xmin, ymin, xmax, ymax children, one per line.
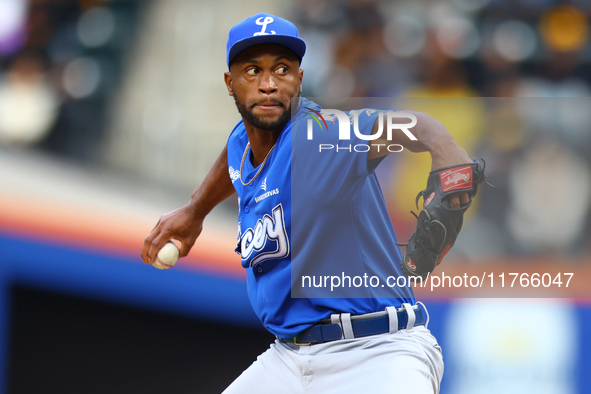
<box><xmin>244</xmin><ymin>206</ymin><xmax>250</xmax><ymax>213</ymax></box>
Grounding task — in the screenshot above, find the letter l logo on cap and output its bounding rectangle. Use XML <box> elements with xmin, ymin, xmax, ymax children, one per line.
<box><xmin>254</xmin><ymin>16</ymin><xmax>276</xmax><ymax>36</ymax></box>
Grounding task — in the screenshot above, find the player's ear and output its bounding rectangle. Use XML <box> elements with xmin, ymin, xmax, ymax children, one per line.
<box><xmin>224</xmin><ymin>71</ymin><xmax>233</xmax><ymax>96</ymax></box>
<box><xmin>299</xmin><ymin>68</ymin><xmax>304</xmax><ymax>93</ymax></box>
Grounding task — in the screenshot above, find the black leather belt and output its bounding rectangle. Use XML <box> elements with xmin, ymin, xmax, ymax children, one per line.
<box><xmin>281</xmin><ymin>307</ymin><xmax>424</xmax><ymax>345</ymax></box>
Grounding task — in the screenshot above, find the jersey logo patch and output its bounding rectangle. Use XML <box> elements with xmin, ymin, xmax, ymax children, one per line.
<box><xmin>229</xmin><ymin>166</ymin><xmax>240</xmax><ymax>183</ymax></box>
<box><xmin>255</xmin><ymin>188</ymin><xmax>279</xmax><ymax>203</ymax></box>
<box><xmin>255</xmin><ymin>177</ymin><xmax>279</xmax><ymax>203</ymax></box>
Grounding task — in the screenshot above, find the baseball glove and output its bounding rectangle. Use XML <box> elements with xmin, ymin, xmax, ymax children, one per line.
<box><xmin>397</xmin><ymin>159</ymin><xmax>488</xmax><ymax>282</ymax></box>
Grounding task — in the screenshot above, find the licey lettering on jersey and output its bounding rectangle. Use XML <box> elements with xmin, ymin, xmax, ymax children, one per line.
<box><xmin>236</xmin><ymin>203</ymin><xmax>290</xmax><ymax>269</ymax></box>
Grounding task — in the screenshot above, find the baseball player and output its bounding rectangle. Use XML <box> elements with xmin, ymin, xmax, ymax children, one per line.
<box><xmin>142</xmin><ymin>13</ymin><xmax>480</xmax><ymax>394</ymax></box>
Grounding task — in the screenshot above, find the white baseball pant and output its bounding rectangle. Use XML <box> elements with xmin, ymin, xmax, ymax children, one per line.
<box><xmin>223</xmin><ymin>324</ymin><xmax>444</xmax><ymax>393</ymax></box>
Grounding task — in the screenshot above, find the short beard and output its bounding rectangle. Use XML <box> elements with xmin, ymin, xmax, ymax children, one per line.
<box><xmin>233</xmin><ymin>93</ymin><xmax>299</xmax><ymax>132</ymax></box>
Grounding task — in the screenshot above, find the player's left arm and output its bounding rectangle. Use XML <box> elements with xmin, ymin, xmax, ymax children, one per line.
<box><xmin>368</xmin><ymin>110</ymin><xmax>472</xmax><ymax>209</ymax></box>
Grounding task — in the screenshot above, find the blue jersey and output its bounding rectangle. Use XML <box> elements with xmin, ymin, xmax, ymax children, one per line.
<box><xmin>227</xmin><ymin>98</ymin><xmax>415</xmax><ymax>338</ymax></box>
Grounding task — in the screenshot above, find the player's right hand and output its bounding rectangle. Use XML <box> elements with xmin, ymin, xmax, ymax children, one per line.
<box><xmin>141</xmin><ymin>202</ymin><xmax>204</xmax><ymax>265</ymax></box>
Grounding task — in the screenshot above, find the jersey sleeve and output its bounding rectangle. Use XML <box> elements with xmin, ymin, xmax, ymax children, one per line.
<box><xmin>226</xmin><ymin>120</ymin><xmax>248</xmax><ymax>193</ymax></box>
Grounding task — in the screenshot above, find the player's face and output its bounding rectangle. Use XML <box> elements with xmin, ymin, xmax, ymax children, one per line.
<box><xmin>225</xmin><ymin>44</ymin><xmax>303</xmax><ymax>132</ymax></box>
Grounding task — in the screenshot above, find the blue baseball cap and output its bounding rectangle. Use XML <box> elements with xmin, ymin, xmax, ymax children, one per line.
<box><xmin>226</xmin><ymin>13</ymin><xmax>306</xmax><ymax>67</ymax></box>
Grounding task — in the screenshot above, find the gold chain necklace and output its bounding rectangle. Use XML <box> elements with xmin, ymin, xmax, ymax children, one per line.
<box><xmin>239</xmin><ymin>141</ymin><xmax>276</xmax><ymax>186</ymax></box>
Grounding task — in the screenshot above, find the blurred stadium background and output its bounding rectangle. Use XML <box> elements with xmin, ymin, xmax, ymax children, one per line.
<box><xmin>1</xmin><ymin>0</ymin><xmax>590</xmax><ymax>393</ymax></box>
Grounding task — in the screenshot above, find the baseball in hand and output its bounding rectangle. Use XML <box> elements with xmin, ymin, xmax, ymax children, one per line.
<box><xmin>152</xmin><ymin>241</ymin><xmax>179</xmax><ymax>269</ymax></box>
